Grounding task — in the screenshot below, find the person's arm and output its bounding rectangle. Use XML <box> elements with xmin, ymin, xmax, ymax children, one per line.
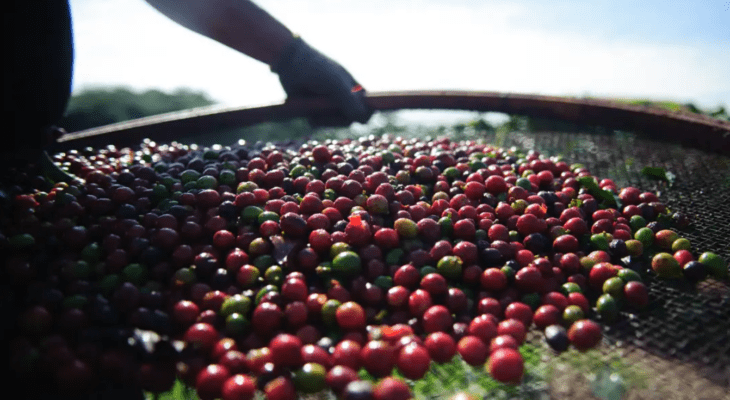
<box><xmin>145</xmin><ymin>0</ymin><xmax>372</xmax><ymax>124</ymax></box>
<box><xmin>144</xmin><ymin>0</ymin><xmax>293</xmax><ymax>66</ymax></box>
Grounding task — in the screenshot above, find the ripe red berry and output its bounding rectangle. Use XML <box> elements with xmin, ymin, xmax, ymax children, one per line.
<box><xmin>588</xmin><ymin>262</ymin><xmax>619</xmax><ymax>291</ymax></box>
<box><xmin>306</xmin><ymin>213</ymin><xmax>330</xmax><ymax>231</ymax></box>
<box><xmin>421</xmin><ymin>305</ymin><xmax>453</xmax><ymax>333</ymax></box>
<box><xmin>568</xmin><ymin>319</ymin><xmax>603</xmax><ymax>351</ymax></box>
<box><xmin>408</xmin><ymin>289</ymin><xmax>433</xmax><ymax>317</ymax></box>
<box><xmin>309</xmin><ymin>229</ymin><xmax>333</xmax><ymax>253</ymax></box>
<box><xmin>515</xmin><ymin>249</ymin><xmax>535</xmax><ymax>267</ymax></box>
<box><xmin>488</xmin><ymin>223</ymin><xmax>510</xmax><ymax>242</ymax></box>
<box><xmin>326</xmin><ymin>365</ymin><xmax>360</xmax><ymax>395</ymax></box>
<box><xmin>300</xmin><ymin>194</ymin><xmax>325</xmax><ymax>214</ymax></box>
<box><xmin>312</xmin><ymin>145</ymin><xmax>331</xmax><ymax>163</ymax></box>
<box><xmin>480</xmin><ymin>268</ymin><xmax>507</xmax><ymax>291</ymax></box>
<box><xmin>420</xmin><ymin>273</ymin><xmax>448</xmax><ymax>296</ymax></box>
<box><xmin>559</xmin><ymin>253</ymin><xmax>581</xmax><ymax>274</ymax></box>
<box><xmin>452</xmin><ymin>241</ymin><xmax>478</xmax><ymax>265</ymax></box>
<box><xmin>467</xmin><ymin>314</ymin><xmax>498</xmax><ymax>344</ymax></box>
<box><xmin>332</xmin><ymin>340</ymin><xmax>362</xmax><ymax>371</ymax></box>
<box><xmin>211</xmin><ymin>338</ymin><xmax>238</xmax><ymax>361</ymax></box>
<box><xmin>417</xmin><ymin>218</ymin><xmax>441</xmax><ymax>242</ymax></box>
<box><xmin>516</xmin><ymin>213</ymin><xmax>546</xmax><ymax>236</ymax></box>
<box><xmin>373</xmin><ymin>377</ymin><xmax>412</xmax><ymax>400</ymax></box>
<box><xmin>196</xmin><ymin>364</ymin><xmax>231</xmax><ymax>400</ymax></box>
<box><xmin>514</xmin><ymin>266</ymin><xmax>542</xmax><ymax>293</ymax></box>
<box><xmin>393</xmin><ymin>264</ymin><xmax>420</xmax><ymax>289</ymax></box>
<box><xmin>300</xmin><ymin>344</ymin><xmax>332</xmax><ymax>370</ymax></box>
<box><xmin>424</xmin><ymin>332</ymin><xmax>457</xmax><ymax>363</ymax></box>
<box><xmin>553</xmin><ymin>234</ymin><xmax>579</xmax><ymax>253</ymax></box>
<box><xmin>453</xmin><ymin>219</ymin><xmax>476</xmax><ymax>240</ymax></box>
<box><xmin>504</xmin><ymin>302</ymin><xmax>534</xmax><ymax>327</ymax></box>
<box><xmin>345</xmin><ymin>217</ymin><xmax>372</xmax><ymax>247</ymax></box>
<box><xmin>396</xmin><ymin>342</ymin><xmax>431</xmax><ymax>380</ymax></box>
<box><xmin>385</xmin><ymin>285</ymin><xmax>410</xmax><ymax>309</ymax></box>
<box><xmin>497</xmin><ymin>318</ymin><xmax>527</xmax><ymax>344</ymax></box>
<box><xmin>252</xmin><ymin>302</ymin><xmax>283</xmax><ymax>337</ymax></box>
<box><xmin>373</xmin><ymin>228</ymin><xmax>400</xmax><ymax>249</ymax></box>
<box><xmin>563</xmin><ymin>217</ymin><xmax>589</xmax><ymax>236</ymax></box>
<box><xmin>445</xmin><ymin>287</ymin><xmax>468</xmax><ymax>313</ymax></box>
<box><xmin>541</xmin><ymin>292</ymin><xmax>569</xmax><ymax>311</ymax></box>
<box><xmin>485</xmin><ymin>175</ymin><xmax>508</xmax><ymax>194</ymax></box>
<box><xmin>487</xmin><ymin>348</ymin><xmax>524</xmax><ymax>384</ymax></box>
<box><xmin>184</xmin><ymin>323</ymin><xmax>219</xmax><ymax>352</ymax></box>
<box><xmin>218</xmin><ymin>350</ymin><xmax>247</xmax><ymax>375</ymax></box>
<box><xmin>173</xmin><ymin>300</ymin><xmax>201</xmax><ymax>327</ymax></box>
<box><xmin>213</xmin><ymin>230</ymin><xmax>235</xmax><ymax>249</ymax></box>
<box><xmin>619</xmin><ymin>187</ymin><xmax>641</xmax><ymax>205</ymax></box>
<box><xmin>489</xmin><ymin>334</ymin><xmax>520</xmax><ymax>354</ymax></box>
<box><xmin>336</xmin><ymin>301</ymin><xmax>367</xmax><ymax>331</ymax></box>
<box><xmin>533</xmin><ymin>304</ymin><xmax>562</xmax><ymax>328</ymax></box>
<box><xmin>281</xmin><ymin>278</ymin><xmax>308</xmax><ymax>302</ymax></box>
<box><xmin>567</xmin><ymin>292</ymin><xmax>590</xmax><ymax>314</ymax></box>
<box><xmin>457</xmin><ymin>335</ymin><xmax>489</xmax><ymax>366</ymax></box>
<box><xmin>221</xmin><ymin>374</ymin><xmax>256</xmax><ymax>400</ymax></box>
<box><xmin>623</xmin><ymin>281</ymin><xmax>649</xmax><ymax>309</ymax></box>
<box><xmin>269</xmin><ymin>334</ymin><xmax>303</xmax><ymax>368</ymax></box>
<box><xmin>361</xmin><ymin>340</ymin><xmax>395</xmax><ymax>378</ymax></box>
<box><xmin>225</xmin><ymin>248</ymin><xmax>249</xmax><ymax>270</ymax></box>
<box><xmin>477</xmin><ymin>297</ymin><xmax>503</xmax><ymax>318</ymax></box>
<box><xmin>464</xmin><ymin>181</ymin><xmax>485</xmax><ymax>200</ymax></box>
<box><xmin>55</xmin><ymin>358</ymin><xmax>94</xmax><ymax>395</ymax></box>
<box><xmin>264</xmin><ymin>376</ymin><xmax>296</xmax><ymax>400</ymax></box>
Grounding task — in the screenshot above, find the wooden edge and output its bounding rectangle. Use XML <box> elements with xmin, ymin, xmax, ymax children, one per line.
<box><xmin>56</xmin><ymin>90</ymin><xmax>730</xmax><ymax>153</ymax></box>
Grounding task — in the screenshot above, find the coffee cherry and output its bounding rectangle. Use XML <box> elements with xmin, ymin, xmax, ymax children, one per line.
<box><xmin>568</xmin><ymin>319</ymin><xmax>602</xmax><ymax>350</ymax></box>
<box><xmin>457</xmin><ymin>336</ymin><xmax>488</xmax><ymax>366</ymax></box>
<box><xmin>487</xmin><ymin>348</ymin><xmax>524</xmax><ymax>384</ymax></box>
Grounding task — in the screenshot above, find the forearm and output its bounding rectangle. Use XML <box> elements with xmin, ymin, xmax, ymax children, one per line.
<box><xmin>144</xmin><ymin>0</ymin><xmax>293</xmax><ymax>66</ymax></box>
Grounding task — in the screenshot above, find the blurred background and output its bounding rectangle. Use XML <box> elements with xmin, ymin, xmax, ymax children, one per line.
<box><xmin>64</xmin><ymin>0</ymin><xmax>729</xmax><ymax>132</ymax></box>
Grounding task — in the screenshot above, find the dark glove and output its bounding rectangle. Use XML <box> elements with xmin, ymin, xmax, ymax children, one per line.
<box><xmin>273</xmin><ymin>36</ymin><xmax>372</xmax><ymax>125</ymax></box>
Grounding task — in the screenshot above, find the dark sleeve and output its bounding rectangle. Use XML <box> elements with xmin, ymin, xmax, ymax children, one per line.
<box><xmin>2</xmin><ymin>1</ymin><xmax>74</xmax><ymax>161</ymax></box>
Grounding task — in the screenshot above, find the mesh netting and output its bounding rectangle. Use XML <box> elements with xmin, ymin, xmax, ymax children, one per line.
<box><xmin>494</xmin><ymin>128</ymin><xmax>730</xmax><ymax>399</ymax></box>
<box><xmin>3</xmin><ymin>113</ymin><xmax>729</xmax><ymax>399</ymax></box>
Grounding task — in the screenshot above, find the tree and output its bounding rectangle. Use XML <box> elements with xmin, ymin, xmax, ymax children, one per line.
<box><xmin>59</xmin><ymin>86</ymin><xmax>216</xmax><ymax>132</ymax></box>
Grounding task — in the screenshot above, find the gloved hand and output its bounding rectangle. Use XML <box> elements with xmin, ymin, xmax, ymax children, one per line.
<box><xmin>273</xmin><ymin>36</ymin><xmax>373</xmax><ymax>126</ymax></box>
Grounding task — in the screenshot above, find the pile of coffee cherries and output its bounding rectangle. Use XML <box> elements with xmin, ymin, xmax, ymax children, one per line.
<box><xmin>4</xmin><ymin>134</ymin><xmax>727</xmax><ymax>400</ymax></box>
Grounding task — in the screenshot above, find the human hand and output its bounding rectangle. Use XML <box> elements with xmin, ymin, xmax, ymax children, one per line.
<box><xmin>273</xmin><ymin>37</ymin><xmax>372</xmax><ymax>125</ymax></box>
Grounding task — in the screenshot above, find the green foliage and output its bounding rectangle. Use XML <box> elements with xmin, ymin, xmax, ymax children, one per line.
<box><xmin>144</xmin><ymin>379</ymin><xmax>197</xmax><ymax>400</ymax></box>
<box><xmin>708</xmin><ymin>106</ymin><xmax>729</xmax><ymax>121</ymax></box>
<box><xmin>405</xmin><ymin>344</ymin><xmax>549</xmax><ymax>400</ymax></box>
<box><xmin>641</xmin><ymin>166</ymin><xmax>676</xmax><ymax>186</ymax></box>
<box><xmin>60</xmin><ymin>86</ymin><xmax>216</xmax><ymax>132</ymax></box>
<box><xmin>577</xmin><ymin>176</ymin><xmax>621</xmax><ymax>208</ymax></box>
<box><xmin>618</xmin><ymin>99</ymin><xmax>728</xmax><ymax>121</ymax></box>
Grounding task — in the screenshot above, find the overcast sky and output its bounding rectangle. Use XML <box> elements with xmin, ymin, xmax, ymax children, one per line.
<box><xmin>69</xmin><ymin>0</ymin><xmax>729</xmax><ymax>114</ymax></box>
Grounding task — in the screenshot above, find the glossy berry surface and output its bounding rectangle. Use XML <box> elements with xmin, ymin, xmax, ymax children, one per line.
<box><xmin>3</xmin><ymin>129</ymin><xmax>723</xmax><ymax>400</ymax></box>
<box><xmin>568</xmin><ymin>319</ymin><xmax>603</xmax><ymax>351</ymax></box>
<box><xmin>487</xmin><ymin>348</ymin><xmax>524</xmax><ymax>384</ymax></box>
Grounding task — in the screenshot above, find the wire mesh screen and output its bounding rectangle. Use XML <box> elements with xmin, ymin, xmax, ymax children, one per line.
<box><xmin>3</xmin><ymin>111</ymin><xmax>729</xmax><ymax>400</ymax></box>
<box><xmin>494</xmin><ymin>128</ymin><xmax>730</xmax><ymax>399</ymax></box>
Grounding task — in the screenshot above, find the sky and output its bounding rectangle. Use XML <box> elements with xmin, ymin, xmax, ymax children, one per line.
<box><xmin>68</xmin><ymin>0</ymin><xmax>729</xmax><ymax>121</ymax></box>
